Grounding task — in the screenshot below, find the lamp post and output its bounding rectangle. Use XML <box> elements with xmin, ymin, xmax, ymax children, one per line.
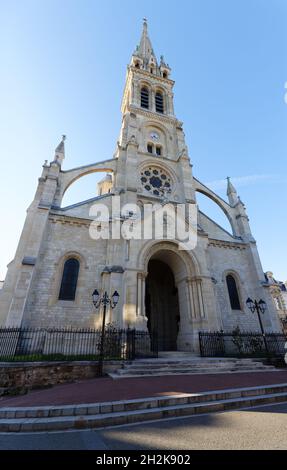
<box><xmin>92</xmin><ymin>289</ymin><xmax>120</xmax><ymax>376</ymax></box>
<box><xmin>246</xmin><ymin>297</ymin><xmax>268</xmax><ymax>354</ymax></box>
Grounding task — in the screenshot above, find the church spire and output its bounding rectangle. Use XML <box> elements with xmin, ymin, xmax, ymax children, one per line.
<box><xmin>131</xmin><ymin>19</ymin><xmax>163</xmax><ymax>74</ymax></box>
<box><xmin>53</xmin><ymin>135</ymin><xmax>66</xmax><ymax>166</ymax></box>
<box><xmin>137</xmin><ymin>18</ymin><xmax>155</xmax><ymax>62</ymax></box>
<box><xmin>227</xmin><ymin>177</ymin><xmax>239</xmax><ymax>206</ymax></box>
<box><xmin>130</xmin><ymin>20</ymin><xmax>171</xmax><ymax>80</ymax></box>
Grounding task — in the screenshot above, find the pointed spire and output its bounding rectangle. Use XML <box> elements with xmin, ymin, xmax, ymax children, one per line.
<box><xmin>227</xmin><ymin>176</ymin><xmax>237</xmax><ymax>195</ymax></box>
<box><xmin>53</xmin><ymin>135</ymin><xmax>66</xmax><ymax>166</ymax></box>
<box><xmin>137</xmin><ymin>18</ymin><xmax>156</xmax><ymax>63</ymax></box>
<box><xmin>130</xmin><ymin>20</ymin><xmax>171</xmax><ymax>78</ymax></box>
<box><xmin>226</xmin><ymin>177</ymin><xmax>239</xmax><ymax>206</ymax></box>
<box><xmin>160</xmin><ymin>55</ymin><xmax>166</xmax><ymax>66</ymax></box>
<box><xmin>55</xmin><ymin>134</ymin><xmax>66</xmax><ymax>154</ymax></box>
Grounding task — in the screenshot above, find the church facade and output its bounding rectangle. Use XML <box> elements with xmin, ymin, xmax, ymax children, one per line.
<box><xmin>0</xmin><ymin>21</ymin><xmax>281</xmax><ymax>353</ymax></box>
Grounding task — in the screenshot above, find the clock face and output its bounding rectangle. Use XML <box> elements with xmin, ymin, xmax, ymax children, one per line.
<box><xmin>150</xmin><ymin>132</ymin><xmax>160</xmax><ymax>142</ymax></box>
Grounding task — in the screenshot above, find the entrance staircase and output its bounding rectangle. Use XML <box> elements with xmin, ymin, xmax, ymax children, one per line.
<box><xmin>109</xmin><ymin>352</ymin><xmax>278</xmax><ymax>379</ymax></box>
<box><xmin>1</xmin><ymin>383</ymin><xmax>287</xmax><ymax>432</ymax></box>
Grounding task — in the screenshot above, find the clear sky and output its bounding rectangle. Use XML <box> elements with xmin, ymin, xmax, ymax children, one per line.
<box><xmin>0</xmin><ymin>0</ymin><xmax>286</xmax><ymax>281</ymax></box>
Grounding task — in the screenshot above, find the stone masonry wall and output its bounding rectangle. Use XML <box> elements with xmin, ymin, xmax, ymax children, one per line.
<box><xmin>0</xmin><ymin>361</ymin><xmax>121</xmax><ymax>396</ymax></box>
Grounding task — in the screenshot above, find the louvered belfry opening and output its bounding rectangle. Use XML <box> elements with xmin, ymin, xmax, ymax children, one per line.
<box><xmin>59</xmin><ymin>258</ymin><xmax>80</xmax><ymax>301</ymax></box>
<box><xmin>155</xmin><ymin>91</ymin><xmax>164</xmax><ymax>113</ymax></box>
<box><xmin>141</xmin><ymin>87</ymin><xmax>149</xmax><ymax>109</ymax></box>
<box><xmin>156</xmin><ymin>146</ymin><xmax>161</xmax><ymax>156</ymax></box>
<box><xmin>147</xmin><ymin>144</ymin><xmax>153</xmax><ymax>154</ymax></box>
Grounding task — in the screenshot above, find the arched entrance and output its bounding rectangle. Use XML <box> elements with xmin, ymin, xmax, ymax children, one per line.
<box><xmin>138</xmin><ymin>241</ymin><xmax>203</xmax><ymax>352</ymax></box>
<box><xmin>145</xmin><ymin>259</ymin><xmax>180</xmax><ymax>351</ymax></box>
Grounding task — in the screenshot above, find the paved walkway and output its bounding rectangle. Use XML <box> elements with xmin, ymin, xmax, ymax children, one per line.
<box><xmin>1</xmin><ymin>370</ymin><xmax>287</xmax><ymax>407</ymax></box>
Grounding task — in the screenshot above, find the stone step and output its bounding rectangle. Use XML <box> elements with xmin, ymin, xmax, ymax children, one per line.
<box><xmin>117</xmin><ymin>363</ymin><xmax>274</xmax><ymax>371</ymax></box>
<box><xmin>133</xmin><ymin>356</ymin><xmax>267</xmax><ymax>360</ymax></box>
<box><xmin>124</xmin><ymin>359</ymin><xmax>271</xmax><ymax>366</ymax></box>
<box><xmin>110</xmin><ymin>357</ymin><xmax>277</xmax><ymax>378</ymax></box>
<box><xmin>120</xmin><ymin>367</ymin><xmax>275</xmax><ymax>373</ymax></box>
<box><xmin>111</xmin><ymin>369</ymin><xmax>277</xmax><ymax>379</ymax></box>
<box><xmin>123</xmin><ymin>362</ymin><xmax>274</xmax><ymax>370</ymax></box>
<box><xmin>1</xmin><ymin>383</ymin><xmax>287</xmax><ymax>432</ymax></box>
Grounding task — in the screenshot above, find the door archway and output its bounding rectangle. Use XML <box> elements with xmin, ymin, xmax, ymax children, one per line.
<box><xmin>138</xmin><ymin>241</ymin><xmax>202</xmax><ymax>352</ymax></box>
<box><xmin>145</xmin><ymin>259</ymin><xmax>180</xmax><ymax>351</ymax></box>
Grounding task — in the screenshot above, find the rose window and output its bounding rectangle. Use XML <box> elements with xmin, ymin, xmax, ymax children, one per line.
<box><xmin>140</xmin><ymin>167</ymin><xmax>172</xmax><ymax>196</ymax></box>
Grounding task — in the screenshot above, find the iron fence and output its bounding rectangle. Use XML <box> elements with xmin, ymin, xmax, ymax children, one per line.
<box><xmin>0</xmin><ymin>327</ymin><xmax>158</xmax><ymax>362</ymax></box>
<box><xmin>199</xmin><ymin>331</ymin><xmax>287</xmax><ymax>359</ymax></box>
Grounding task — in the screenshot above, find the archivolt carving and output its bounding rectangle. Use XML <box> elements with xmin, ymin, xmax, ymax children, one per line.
<box><xmin>137</xmin><ymin>240</ymin><xmax>201</xmax><ymax>278</ymax></box>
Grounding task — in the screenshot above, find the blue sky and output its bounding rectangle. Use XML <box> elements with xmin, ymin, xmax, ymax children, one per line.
<box><xmin>0</xmin><ymin>0</ymin><xmax>286</xmax><ymax>281</ymax></box>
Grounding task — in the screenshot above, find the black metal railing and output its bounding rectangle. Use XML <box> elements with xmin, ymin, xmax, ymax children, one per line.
<box><xmin>0</xmin><ymin>327</ymin><xmax>158</xmax><ymax>363</ymax></box>
<box><xmin>199</xmin><ymin>331</ymin><xmax>287</xmax><ymax>359</ymax></box>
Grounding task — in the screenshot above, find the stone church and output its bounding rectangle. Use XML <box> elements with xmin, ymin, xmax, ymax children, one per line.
<box><xmin>0</xmin><ymin>20</ymin><xmax>280</xmax><ymax>353</ymax></box>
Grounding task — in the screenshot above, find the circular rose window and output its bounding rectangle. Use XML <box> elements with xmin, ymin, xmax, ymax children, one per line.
<box><xmin>140</xmin><ymin>167</ymin><xmax>172</xmax><ymax>196</ymax></box>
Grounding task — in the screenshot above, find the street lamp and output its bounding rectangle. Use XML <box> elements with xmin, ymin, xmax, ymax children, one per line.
<box><xmin>246</xmin><ymin>297</ymin><xmax>268</xmax><ymax>353</ymax></box>
<box><xmin>92</xmin><ymin>289</ymin><xmax>120</xmax><ymax>376</ymax></box>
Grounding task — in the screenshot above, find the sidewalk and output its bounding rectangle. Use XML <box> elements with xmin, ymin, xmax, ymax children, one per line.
<box><xmin>1</xmin><ymin>370</ymin><xmax>287</xmax><ymax>408</ymax></box>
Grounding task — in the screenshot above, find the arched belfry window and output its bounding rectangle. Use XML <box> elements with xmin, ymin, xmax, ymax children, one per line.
<box><xmin>226</xmin><ymin>274</ymin><xmax>241</xmax><ymax>310</ymax></box>
<box><xmin>59</xmin><ymin>258</ymin><xmax>80</xmax><ymax>301</ymax></box>
<box><xmin>155</xmin><ymin>91</ymin><xmax>164</xmax><ymax>113</ymax></box>
<box><xmin>141</xmin><ymin>87</ymin><xmax>149</xmax><ymax>109</ymax></box>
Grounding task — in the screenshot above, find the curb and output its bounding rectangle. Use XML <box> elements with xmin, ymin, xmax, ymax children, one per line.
<box><xmin>0</xmin><ymin>383</ymin><xmax>287</xmax><ymax>432</ymax></box>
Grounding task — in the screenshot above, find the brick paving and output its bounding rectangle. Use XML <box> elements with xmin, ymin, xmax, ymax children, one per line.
<box><xmin>1</xmin><ymin>370</ymin><xmax>287</xmax><ymax>407</ymax></box>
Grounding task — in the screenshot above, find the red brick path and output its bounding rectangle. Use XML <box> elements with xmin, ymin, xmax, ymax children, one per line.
<box><xmin>1</xmin><ymin>371</ymin><xmax>287</xmax><ymax>408</ymax></box>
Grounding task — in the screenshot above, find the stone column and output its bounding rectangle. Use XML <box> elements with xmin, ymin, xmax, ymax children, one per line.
<box><xmin>186</xmin><ymin>278</ymin><xmax>195</xmax><ymax>319</ymax></box>
<box><xmin>168</xmin><ymin>92</ymin><xmax>174</xmax><ymax>115</ymax></box>
<box><xmin>136</xmin><ymin>272</ymin><xmax>148</xmax><ymax>330</ymax></box>
<box><xmin>187</xmin><ymin>277</ymin><xmax>205</xmax><ymax>319</ymax></box>
<box><xmin>136</xmin><ymin>272</ymin><xmax>143</xmax><ymax>317</ymax></box>
<box><xmin>131</xmin><ymin>81</ymin><xmax>135</xmax><ymax>105</ymax></box>
<box><xmin>151</xmin><ymin>89</ymin><xmax>155</xmax><ymax>113</ymax></box>
<box><xmin>196</xmin><ymin>278</ymin><xmax>205</xmax><ymax>319</ymax></box>
<box><xmin>177</xmin><ymin>278</ymin><xmax>193</xmax><ymax>351</ymax></box>
<box><xmin>132</xmin><ymin>79</ymin><xmax>139</xmax><ymax>107</ymax></box>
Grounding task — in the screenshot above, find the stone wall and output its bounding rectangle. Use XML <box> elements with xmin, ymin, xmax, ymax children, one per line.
<box><xmin>0</xmin><ymin>361</ymin><xmax>121</xmax><ymax>396</ymax></box>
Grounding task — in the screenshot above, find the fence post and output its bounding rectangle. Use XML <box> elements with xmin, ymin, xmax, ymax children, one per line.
<box><xmin>131</xmin><ymin>329</ymin><xmax>136</xmax><ymax>360</ymax></box>
<box><xmin>199</xmin><ymin>332</ymin><xmax>203</xmax><ymax>357</ymax></box>
<box><xmin>126</xmin><ymin>327</ymin><xmax>133</xmax><ymax>360</ymax></box>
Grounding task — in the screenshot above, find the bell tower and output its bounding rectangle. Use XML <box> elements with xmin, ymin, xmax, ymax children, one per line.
<box><xmin>115</xmin><ymin>19</ymin><xmax>195</xmax><ymax>205</ymax></box>
<box><xmin>121</xmin><ymin>18</ymin><xmax>173</xmax><ymax>116</ymax></box>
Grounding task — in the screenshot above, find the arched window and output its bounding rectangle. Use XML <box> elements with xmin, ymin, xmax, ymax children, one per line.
<box><xmin>59</xmin><ymin>258</ymin><xmax>80</xmax><ymax>301</ymax></box>
<box><xmin>226</xmin><ymin>274</ymin><xmax>241</xmax><ymax>310</ymax></box>
<box><xmin>155</xmin><ymin>91</ymin><xmax>164</xmax><ymax>113</ymax></box>
<box><xmin>141</xmin><ymin>87</ymin><xmax>149</xmax><ymax>109</ymax></box>
<box><xmin>156</xmin><ymin>146</ymin><xmax>162</xmax><ymax>156</ymax></box>
<box><xmin>147</xmin><ymin>143</ymin><xmax>153</xmax><ymax>154</ymax></box>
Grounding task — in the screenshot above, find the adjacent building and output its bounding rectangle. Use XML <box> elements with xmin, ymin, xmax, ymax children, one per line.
<box><xmin>265</xmin><ymin>271</ymin><xmax>287</xmax><ymax>333</ymax></box>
